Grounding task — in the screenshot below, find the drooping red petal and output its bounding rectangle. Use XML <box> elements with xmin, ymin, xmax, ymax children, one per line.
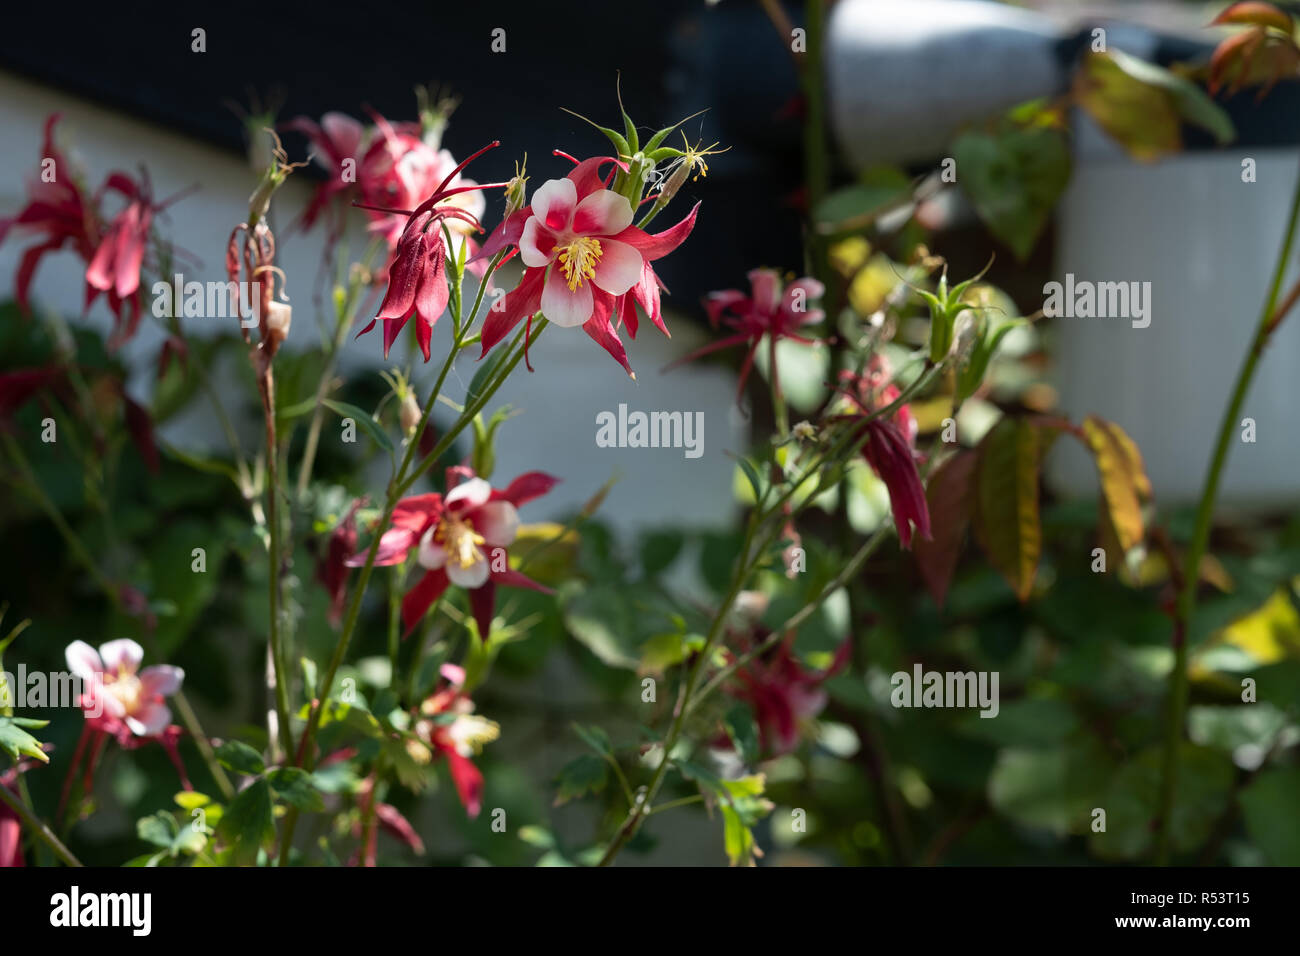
<box><xmin>468</xmin><ymin>580</ymin><xmax>496</xmax><ymax>642</ymax></box>
<box><xmin>861</xmin><ymin>419</ymin><xmax>931</xmax><ymax>549</ymax></box>
<box><xmin>375</xmin><ymin>803</ymin><xmax>425</xmax><ymax>855</ymax></box>
<box><xmin>441</xmin><ymin>747</ymin><xmax>484</xmax><ymax>818</ymax></box>
<box><xmin>376</xmin><ymin>223</ymin><xmax>429</xmax><ymax>322</ymax></box>
<box><xmin>564</xmin><ymin>155</ymin><xmax>629</xmax><ymax>198</ymax></box>
<box><xmin>391</xmin><ymin>493</ymin><xmax>444</xmax><ymax>532</ymax></box>
<box><xmin>479</xmin><ymin>266</ymin><xmax>545</xmax><ymax>355</ymax></box>
<box><xmin>14</xmin><ymin>237</ymin><xmax>65</xmax><ymax>312</ymax></box>
<box><xmin>631</xmin><ymin>261</ymin><xmax>669</xmax><ymax>337</ymax></box>
<box><xmin>402</xmin><ymin>568</ymin><xmax>450</xmax><ymax>637</ymax></box>
<box><xmin>491</xmin><ymin>567</ymin><xmax>554</xmax><ymax>595</ymax></box>
<box><xmin>413</xmin><ymin>243</ymin><xmax>449</xmax><ymax>360</ymax></box>
<box><xmin>493</xmin><ymin>471</ymin><xmax>559</xmax><ymax>507</ymax></box>
<box><xmin>610</xmin><ymin>202</ymin><xmax>700</xmax><ymax>261</ymax></box>
<box><xmin>582</xmin><ymin>290</ymin><xmax>633</xmax><ymax>376</ymax></box>
<box><xmin>471</xmin><ymin>208</ymin><xmax>530</xmax><ymax>263</ymax></box>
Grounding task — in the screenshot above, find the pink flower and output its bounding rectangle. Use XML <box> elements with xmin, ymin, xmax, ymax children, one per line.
<box><xmin>478</xmin><ymin>154</ymin><xmax>699</xmax><ymax>375</ymax></box>
<box><xmin>65</xmin><ymin>639</ymin><xmax>184</xmax><ymax>738</ymax></box>
<box><xmin>348</xmin><ymin>469</ymin><xmax>558</xmax><ymax>639</ymax></box>
<box><xmin>290</xmin><ymin>110</ymin><xmax>487</xmax><ymax>259</ymax></box>
<box><xmin>315</xmin><ymin>497</ymin><xmax>366</xmax><ymax>627</ymax></box>
<box><xmin>0</xmin><ymin>115</ymin><xmax>99</xmax><ymax>315</ymax></box>
<box><xmin>835</xmin><ymin>357</ymin><xmax>930</xmax><ymax>549</ymax></box>
<box><xmin>1</xmin><ymin>115</ymin><xmax>184</xmax><ymax>349</ymax></box>
<box><xmin>358</xmin><ymin>142</ymin><xmax>503</xmax><ymax>361</ymax></box>
<box><xmin>412</xmin><ymin>664</ymin><xmax>499</xmax><ymax>818</ymax></box>
<box><xmin>284</xmin><ymin>111</ymin><xmax>365</xmax><ymax>234</ymax></box>
<box><xmin>728</xmin><ymin>632</ymin><xmax>851</xmax><ymax>755</ymax></box>
<box><xmin>672</xmin><ymin>268</ymin><xmax>825</xmax><ymax>401</ymax></box>
<box><xmin>60</xmin><ymin>640</ymin><xmax>192</xmax><ymax>805</ymax></box>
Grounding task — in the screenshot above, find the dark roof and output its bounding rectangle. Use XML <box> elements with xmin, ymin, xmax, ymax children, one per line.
<box><xmin>0</xmin><ymin>0</ymin><xmax>809</xmax><ymax>305</ymax></box>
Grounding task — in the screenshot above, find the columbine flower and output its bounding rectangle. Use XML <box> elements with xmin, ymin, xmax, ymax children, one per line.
<box><xmin>727</xmin><ymin>631</ymin><xmax>851</xmax><ymax>756</ymax></box>
<box><xmin>65</xmin><ymin>639</ymin><xmax>183</xmax><ymax>738</ymax></box>
<box><xmin>348</xmin><ymin>469</ymin><xmax>557</xmax><ymax>639</ymax></box>
<box><xmin>315</xmin><ymin>497</ymin><xmax>366</xmax><ymax>627</ymax></box>
<box><xmin>834</xmin><ymin>356</ymin><xmax>930</xmax><ymax>548</ymax></box>
<box><xmin>63</xmin><ymin>639</ymin><xmax>190</xmax><ymax>792</ymax></box>
<box><xmin>671</xmin><ymin>268</ymin><xmax>825</xmax><ymax>401</ymax></box>
<box><xmin>284</xmin><ymin>111</ymin><xmax>365</xmax><ymax>234</ymax></box>
<box><xmin>357</xmin><ymin>143</ymin><xmax>503</xmax><ymax>361</ymax></box>
<box><xmin>0</xmin><ymin>115</ymin><xmax>98</xmax><ymax>317</ymax></box>
<box><xmin>478</xmin><ymin>154</ymin><xmax>699</xmax><ymax>375</ymax></box>
<box><xmin>412</xmin><ymin>663</ymin><xmax>500</xmax><ymax>817</ymax></box>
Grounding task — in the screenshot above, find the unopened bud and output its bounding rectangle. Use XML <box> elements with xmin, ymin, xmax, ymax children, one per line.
<box><xmin>400</xmin><ymin>390</ymin><xmax>421</xmax><ymax>435</ymax></box>
<box><xmin>504</xmin><ymin>159</ymin><xmax>529</xmax><ymax>218</ymax></box>
<box><xmin>658</xmin><ymin>161</ymin><xmax>690</xmax><ymax>208</ymax></box>
<box><xmin>265</xmin><ymin>300</ymin><xmax>292</xmax><ymax>346</ymax></box>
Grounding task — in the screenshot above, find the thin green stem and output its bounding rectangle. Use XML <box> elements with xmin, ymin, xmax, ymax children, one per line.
<box><xmin>0</xmin><ymin>781</ymin><xmax>82</xmax><ymax>867</ymax></box>
<box><xmin>260</xmin><ymin>370</ymin><xmax>295</xmax><ymax>763</ymax></box>
<box><xmin>691</xmin><ymin>524</ymin><xmax>893</xmax><ymax>713</ymax></box>
<box><xmin>1155</xmin><ymin>154</ymin><xmax>1300</xmax><ymax>864</ymax></box>
<box><xmin>278</xmin><ymin>257</ymin><xmax>524</xmax><ymax>864</ymax></box>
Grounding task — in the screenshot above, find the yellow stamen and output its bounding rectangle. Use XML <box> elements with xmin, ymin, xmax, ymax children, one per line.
<box><xmin>105</xmin><ymin>672</ymin><xmax>143</xmax><ymax>713</ymax></box>
<box><xmin>557</xmin><ymin>236</ymin><xmax>603</xmax><ymax>291</ymax></box>
<box><xmin>436</xmin><ymin>513</ymin><xmax>486</xmax><ymax>569</ymax></box>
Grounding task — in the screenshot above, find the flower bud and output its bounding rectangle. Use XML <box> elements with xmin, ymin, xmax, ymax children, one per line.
<box><xmin>265</xmin><ymin>300</ymin><xmax>291</xmax><ymax>350</ymax></box>
<box><xmin>399</xmin><ymin>390</ymin><xmax>421</xmax><ymax>435</ymax></box>
<box><xmin>503</xmin><ymin>158</ymin><xmax>529</xmax><ymax>218</ymax></box>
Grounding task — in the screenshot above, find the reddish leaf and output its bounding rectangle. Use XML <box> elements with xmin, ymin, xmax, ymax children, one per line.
<box><xmin>914</xmin><ymin>450</ymin><xmax>979</xmax><ymax>608</ymax></box>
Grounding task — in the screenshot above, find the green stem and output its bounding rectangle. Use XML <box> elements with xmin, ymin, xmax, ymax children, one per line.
<box><xmin>690</xmin><ymin>524</ymin><xmax>893</xmax><ymax>712</ymax></box>
<box><xmin>278</xmin><ymin>261</ymin><xmax>526</xmax><ymax>864</ymax></box>
<box><xmin>260</xmin><ymin>369</ymin><xmax>295</xmax><ymax>763</ymax></box>
<box><xmin>597</xmin><ymin>507</ymin><xmax>764</xmax><ymax>865</ymax></box>
<box><xmin>0</xmin><ymin>781</ymin><xmax>82</xmax><ymax>867</ymax></box>
<box><xmin>1155</xmin><ymin>155</ymin><xmax>1300</xmax><ymax>864</ymax></box>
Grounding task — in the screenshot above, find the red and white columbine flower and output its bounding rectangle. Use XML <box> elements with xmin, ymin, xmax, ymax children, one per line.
<box><xmin>357</xmin><ymin>143</ymin><xmax>505</xmax><ymax>361</ymax></box>
<box><xmin>65</xmin><ymin>639</ymin><xmax>184</xmax><ymax>738</ymax></box>
<box><xmin>349</xmin><ymin>469</ymin><xmax>558</xmax><ymax>639</ymax></box>
<box><xmin>1</xmin><ymin>114</ymin><xmax>182</xmax><ymax>348</ymax></box>
<box><xmin>835</xmin><ymin>355</ymin><xmax>931</xmax><ymax>549</ymax></box>
<box><xmin>478</xmin><ymin>155</ymin><xmax>699</xmax><ymax>375</ymax></box>
<box><xmin>412</xmin><ymin>664</ymin><xmax>499</xmax><ymax>818</ymax></box>
<box><xmin>62</xmin><ymin>638</ymin><xmax>191</xmax><ymax>792</ymax></box>
<box><xmin>673</xmin><ymin>268</ymin><xmax>825</xmax><ymax>401</ymax></box>
<box><xmin>725</xmin><ymin>630</ymin><xmax>851</xmax><ymax>756</ymax></box>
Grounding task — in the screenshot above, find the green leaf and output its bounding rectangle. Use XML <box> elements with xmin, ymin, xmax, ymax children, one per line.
<box><xmin>322</xmin><ymin>399</ymin><xmax>395</xmax><ymax>457</ymax></box>
<box><xmin>812</xmin><ymin>174</ymin><xmax>911</xmax><ymax>234</ymax></box>
<box><xmin>1089</xmin><ymin>745</ymin><xmax>1234</xmax><ymax>861</ymax></box>
<box><xmin>267</xmin><ymin>767</ymin><xmax>325</xmax><ymax>812</ymax></box>
<box><xmin>466</xmin><ymin>345</ymin><xmax>511</xmax><ymax>404</ymax></box>
<box><xmin>214</xmin><ymin>739</ymin><xmax>266</xmax><ymax>776</ymax></box>
<box><xmin>1240</xmin><ymin>768</ymin><xmax>1300</xmax><ymax>865</ymax></box>
<box><xmin>136</xmin><ymin>812</ymin><xmax>179</xmax><ymax>849</ymax></box>
<box><xmin>952</xmin><ymin>125</ymin><xmax>1070</xmax><ymax>261</ymax></box>
<box><xmin>973</xmin><ymin>419</ymin><xmax>1046</xmax><ymax>601</ymax></box>
<box><xmin>1106</xmin><ymin>49</ymin><xmax>1234</xmax><ymax>145</ymax></box>
<box><xmin>553</xmin><ymin>754</ymin><xmax>608</xmax><ymax>806</ymax></box>
<box><xmin>988</xmin><ymin>738</ymin><xmax>1114</xmax><ymax>836</ymax></box>
<box><xmin>723</xmin><ymin>704</ymin><xmax>760</xmax><ymax>766</ymax></box>
<box><xmin>0</xmin><ymin>715</ymin><xmax>49</xmax><ymax>763</ymax></box>
<box><xmin>216</xmin><ymin>778</ymin><xmax>275</xmax><ymax>866</ymax></box>
<box><xmin>721</xmin><ymin>804</ymin><xmax>757</xmax><ymax>866</ymax></box>
<box><xmin>1080</xmin><ymin>415</ymin><xmax>1150</xmax><ymax>553</ymax></box>
<box><xmin>572</xmin><ymin>723</ymin><xmax>612</xmax><ymax>757</ymax></box>
<box><xmin>562</xmin><ymin>586</ymin><xmax>641</xmax><ymax>670</ymax></box>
